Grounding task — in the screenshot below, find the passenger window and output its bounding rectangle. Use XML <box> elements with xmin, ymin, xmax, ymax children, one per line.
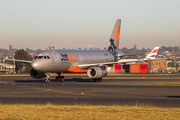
<box><xmin>44</xmin><ymin>56</ymin><xmax>47</xmax><ymax>59</ymax></box>
<box><xmin>38</xmin><ymin>56</ymin><xmax>43</xmax><ymax>59</ymax></box>
<box><xmin>47</xmin><ymin>56</ymin><xmax>50</xmax><ymax>59</ymax></box>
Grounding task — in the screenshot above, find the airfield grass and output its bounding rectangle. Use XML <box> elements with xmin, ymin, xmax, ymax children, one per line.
<box><xmin>0</xmin><ymin>104</ymin><xmax>180</xmax><ymax>120</ymax></box>
<box><xmin>158</xmin><ymin>82</ymin><xmax>180</xmax><ymax>85</ymax></box>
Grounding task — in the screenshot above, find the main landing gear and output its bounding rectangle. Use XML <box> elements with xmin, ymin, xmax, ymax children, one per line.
<box><xmin>45</xmin><ymin>73</ymin><xmax>50</xmax><ymax>83</ymax></box>
<box><xmin>93</xmin><ymin>78</ymin><xmax>102</xmax><ymax>82</ymax></box>
<box><xmin>56</xmin><ymin>73</ymin><xmax>65</xmax><ymax>82</ymax></box>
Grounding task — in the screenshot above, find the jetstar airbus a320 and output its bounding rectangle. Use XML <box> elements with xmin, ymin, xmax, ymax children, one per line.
<box><xmin>7</xmin><ymin>19</ymin><xmax>162</xmax><ymax>83</ymax></box>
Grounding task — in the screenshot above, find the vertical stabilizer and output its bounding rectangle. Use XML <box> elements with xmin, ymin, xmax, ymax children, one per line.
<box><xmin>107</xmin><ymin>19</ymin><xmax>121</xmax><ymax>51</ymax></box>
<box><xmin>144</xmin><ymin>47</ymin><xmax>159</xmax><ymax>60</ymax></box>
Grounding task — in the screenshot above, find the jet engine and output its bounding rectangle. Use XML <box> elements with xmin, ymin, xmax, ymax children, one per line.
<box><xmin>87</xmin><ymin>67</ymin><xmax>107</xmax><ymax>79</ymax></box>
<box><xmin>30</xmin><ymin>68</ymin><xmax>46</xmax><ymax>78</ymax></box>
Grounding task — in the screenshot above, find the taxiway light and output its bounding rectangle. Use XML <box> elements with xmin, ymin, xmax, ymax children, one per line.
<box><xmin>142</xmin><ymin>76</ymin><xmax>146</xmax><ymax>79</ymax></box>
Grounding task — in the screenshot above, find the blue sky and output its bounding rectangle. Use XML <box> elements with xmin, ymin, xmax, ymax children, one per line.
<box><xmin>0</xmin><ymin>0</ymin><xmax>180</xmax><ymax>50</ymax></box>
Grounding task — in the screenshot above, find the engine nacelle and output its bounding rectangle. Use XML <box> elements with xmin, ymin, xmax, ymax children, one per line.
<box><xmin>30</xmin><ymin>68</ymin><xmax>46</xmax><ymax>79</ymax></box>
<box><xmin>87</xmin><ymin>67</ymin><xmax>107</xmax><ymax>79</ymax></box>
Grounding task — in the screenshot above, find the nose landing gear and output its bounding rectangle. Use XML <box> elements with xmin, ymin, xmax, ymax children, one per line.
<box><xmin>45</xmin><ymin>73</ymin><xmax>50</xmax><ymax>83</ymax></box>
<box><xmin>56</xmin><ymin>73</ymin><xmax>65</xmax><ymax>82</ymax></box>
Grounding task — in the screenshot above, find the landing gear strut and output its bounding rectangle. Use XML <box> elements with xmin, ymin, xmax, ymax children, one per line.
<box><xmin>45</xmin><ymin>73</ymin><xmax>50</xmax><ymax>83</ymax></box>
<box><xmin>56</xmin><ymin>73</ymin><xmax>65</xmax><ymax>82</ymax></box>
<box><xmin>93</xmin><ymin>78</ymin><xmax>102</xmax><ymax>82</ymax></box>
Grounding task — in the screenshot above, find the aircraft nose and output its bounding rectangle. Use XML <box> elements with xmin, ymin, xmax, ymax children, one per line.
<box><xmin>32</xmin><ymin>61</ymin><xmax>41</xmax><ymax>71</ymax></box>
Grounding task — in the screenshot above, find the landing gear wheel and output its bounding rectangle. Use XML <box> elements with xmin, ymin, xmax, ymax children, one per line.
<box><xmin>45</xmin><ymin>73</ymin><xmax>50</xmax><ymax>83</ymax></box>
<box><xmin>45</xmin><ymin>79</ymin><xmax>48</xmax><ymax>83</ymax></box>
<box><xmin>45</xmin><ymin>79</ymin><xmax>50</xmax><ymax>83</ymax></box>
<box><xmin>56</xmin><ymin>76</ymin><xmax>60</xmax><ymax>82</ymax></box>
<box><xmin>55</xmin><ymin>73</ymin><xmax>65</xmax><ymax>82</ymax></box>
<box><xmin>93</xmin><ymin>79</ymin><xmax>97</xmax><ymax>82</ymax></box>
<box><xmin>98</xmin><ymin>78</ymin><xmax>102</xmax><ymax>82</ymax></box>
<box><xmin>60</xmin><ymin>76</ymin><xmax>65</xmax><ymax>82</ymax></box>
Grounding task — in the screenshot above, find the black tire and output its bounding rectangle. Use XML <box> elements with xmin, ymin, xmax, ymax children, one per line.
<box><xmin>60</xmin><ymin>76</ymin><xmax>65</xmax><ymax>82</ymax></box>
<box><xmin>45</xmin><ymin>80</ymin><xmax>48</xmax><ymax>83</ymax></box>
<box><xmin>56</xmin><ymin>76</ymin><xmax>60</xmax><ymax>82</ymax></box>
<box><xmin>98</xmin><ymin>78</ymin><xmax>102</xmax><ymax>82</ymax></box>
<box><xmin>47</xmin><ymin>79</ymin><xmax>50</xmax><ymax>83</ymax></box>
<box><xmin>93</xmin><ymin>79</ymin><xmax>97</xmax><ymax>82</ymax></box>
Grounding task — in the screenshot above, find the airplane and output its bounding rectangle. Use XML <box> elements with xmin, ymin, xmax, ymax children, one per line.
<box><xmin>7</xmin><ymin>19</ymin><xmax>163</xmax><ymax>83</ymax></box>
<box><xmin>118</xmin><ymin>46</ymin><xmax>160</xmax><ymax>63</ymax></box>
<box><xmin>144</xmin><ymin>47</ymin><xmax>159</xmax><ymax>60</ymax></box>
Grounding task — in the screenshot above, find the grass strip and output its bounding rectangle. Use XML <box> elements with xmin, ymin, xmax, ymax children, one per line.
<box><xmin>157</xmin><ymin>82</ymin><xmax>180</xmax><ymax>85</ymax></box>
<box><xmin>0</xmin><ymin>104</ymin><xmax>180</xmax><ymax>120</ymax></box>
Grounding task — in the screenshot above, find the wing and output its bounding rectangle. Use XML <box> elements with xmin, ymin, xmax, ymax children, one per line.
<box><xmin>78</xmin><ymin>58</ymin><xmax>167</xmax><ymax>69</ymax></box>
<box><xmin>120</xmin><ymin>52</ymin><xmax>147</xmax><ymax>57</ymax></box>
<box><xmin>6</xmin><ymin>58</ymin><xmax>32</xmax><ymax>63</ymax></box>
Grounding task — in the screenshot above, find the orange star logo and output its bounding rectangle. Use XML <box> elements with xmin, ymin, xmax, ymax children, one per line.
<box><xmin>114</xmin><ymin>25</ymin><xmax>120</xmax><ymax>46</ymax></box>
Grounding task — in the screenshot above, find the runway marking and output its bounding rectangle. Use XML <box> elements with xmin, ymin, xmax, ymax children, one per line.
<box><xmin>0</xmin><ymin>82</ymin><xmax>179</xmax><ymax>101</ymax></box>
<box><xmin>81</xmin><ymin>90</ymin><xmax>124</xmax><ymax>95</ymax></box>
<box><xmin>80</xmin><ymin>91</ymin><xmax>180</xmax><ymax>100</ymax></box>
<box><xmin>22</xmin><ymin>85</ymin><xmax>78</xmax><ymax>95</ymax></box>
<box><xmin>0</xmin><ymin>81</ymin><xmax>6</xmax><ymax>84</ymax></box>
<box><xmin>79</xmin><ymin>88</ymin><xmax>180</xmax><ymax>100</ymax></box>
<box><xmin>0</xmin><ymin>91</ymin><xmax>48</xmax><ymax>94</ymax></box>
<box><xmin>0</xmin><ymin>74</ymin><xmax>30</xmax><ymax>76</ymax></box>
<box><xmin>35</xmin><ymin>87</ymin><xmax>78</xmax><ymax>95</ymax></box>
<box><xmin>0</xmin><ymin>85</ymin><xmax>78</xmax><ymax>95</ymax></box>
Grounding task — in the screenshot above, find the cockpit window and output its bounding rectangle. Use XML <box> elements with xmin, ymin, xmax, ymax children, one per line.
<box><xmin>38</xmin><ymin>56</ymin><xmax>43</xmax><ymax>59</ymax></box>
<box><xmin>34</xmin><ymin>56</ymin><xmax>50</xmax><ymax>59</ymax></box>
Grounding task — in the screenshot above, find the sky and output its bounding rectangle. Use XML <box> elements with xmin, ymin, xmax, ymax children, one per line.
<box><xmin>0</xmin><ymin>0</ymin><xmax>180</xmax><ymax>50</ymax></box>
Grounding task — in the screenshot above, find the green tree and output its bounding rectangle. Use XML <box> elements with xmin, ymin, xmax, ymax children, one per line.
<box><xmin>14</xmin><ymin>49</ymin><xmax>33</xmax><ymax>73</ymax></box>
<box><xmin>36</xmin><ymin>49</ymin><xmax>42</xmax><ymax>53</ymax></box>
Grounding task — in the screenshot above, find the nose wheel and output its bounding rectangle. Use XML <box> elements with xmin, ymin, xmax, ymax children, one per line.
<box><xmin>45</xmin><ymin>78</ymin><xmax>50</xmax><ymax>83</ymax></box>
<box><xmin>45</xmin><ymin>73</ymin><xmax>50</xmax><ymax>83</ymax></box>
<box><xmin>56</xmin><ymin>73</ymin><xmax>65</xmax><ymax>82</ymax></box>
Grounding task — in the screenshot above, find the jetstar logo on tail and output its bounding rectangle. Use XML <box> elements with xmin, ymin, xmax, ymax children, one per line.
<box><xmin>114</xmin><ymin>25</ymin><xmax>120</xmax><ymax>47</ymax></box>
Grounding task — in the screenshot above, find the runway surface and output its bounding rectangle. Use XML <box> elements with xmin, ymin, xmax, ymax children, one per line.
<box><xmin>0</xmin><ymin>74</ymin><xmax>180</xmax><ymax>107</ymax></box>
